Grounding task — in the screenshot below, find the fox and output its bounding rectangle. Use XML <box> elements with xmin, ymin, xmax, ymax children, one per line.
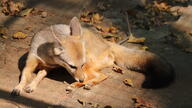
<box><xmin>11</xmin><ymin>17</ymin><xmax>174</xmax><ymax>96</ymax></box>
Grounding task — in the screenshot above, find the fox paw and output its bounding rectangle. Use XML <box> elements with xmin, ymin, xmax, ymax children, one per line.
<box><xmin>83</xmin><ymin>84</ymin><xmax>92</xmax><ymax>90</ymax></box>
<box><xmin>11</xmin><ymin>86</ymin><xmax>23</xmax><ymax>96</ymax></box>
<box><xmin>25</xmin><ymin>85</ymin><xmax>36</xmax><ymax>93</ymax></box>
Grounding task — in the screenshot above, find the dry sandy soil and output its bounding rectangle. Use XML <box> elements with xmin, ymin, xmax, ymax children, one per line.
<box><xmin>0</xmin><ymin>0</ymin><xmax>192</xmax><ymax>108</ymax></box>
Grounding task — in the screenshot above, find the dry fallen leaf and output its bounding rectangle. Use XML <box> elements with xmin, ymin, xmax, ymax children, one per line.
<box><xmin>154</xmin><ymin>1</ymin><xmax>170</xmax><ymax>11</ymax></box>
<box><xmin>0</xmin><ymin>26</ymin><xmax>8</xmax><ymax>39</ymax></box>
<box><xmin>141</xmin><ymin>46</ymin><xmax>149</xmax><ymax>50</ymax></box>
<box><xmin>102</xmin><ymin>33</ymin><xmax>120</xmax><ymax>42</ymax></box>
<box><xmin>80</xmin><ymin>17</ymin><xmax>91</xmax><ymax>23</ymax></box>
<box><xmin>81</xmin><ymin>10</ymin><xmax>91</xmax><ymax>17</ymax></box>
<box><xmin>95</xmin><ymin>25</ymin><xmax>108</xmax><ymax>33</ymax></box>
<box><xmin>9</xmin><ymin>1</ymin><xmax>25</xmax><ymax>15</ymax></box>
<box><xmin>2</xmin><ymin>1</ymin><xmax>25</xmax><ymax>15</ymax></box>
<box><xmin>80</xmin><ymin>10</ymin><xmax>104</xmax><ymax>25</ymax></box>
<box><xmin>112</xmin><ymin>66</ymin><xmax>123</xmax><ymax>74</ymax></box>
<box><xmin>13</xmin><ymin>32</ymin><xmax>27</xmax><ymax>39</ymax></box>
<box><xmin>127</xmin><ymin>35</ymin><xmax>145</xmax><ymax>43</ymax></box>
<box><xmin>94</xmin><ymin>24</ymin><xmax>118</xmax><ymax>34</ymax></box>
<box><xmin>80</xmin><ymin>10</ymin><xmax>92</xmax><ymax>23</ymax></box>
<box><xmin>108</xmin><ymin>26</ymin><xmax>118</xmax><ymax>34</ymax></box>
<box><xmin>93</xmin><ymin>23</ymin><xmax>120</xmax><ymax>42</ymax></box>
<box><xmin>123</xmin><ymin>78</ymin><xmax>133</xmax><ymax>87</ymax></box>
<box><xmin>1</xmin><ymin>35</ymin><xmax>8</xmax><ymax>39</ymax></box>
<box><xmin>102</xmin><ymin>33</ymin><xmax>116</xmax><ymax>38</ymax></box>
<box><xmin>132</xmin><ymin>97</ymin><xmax>155</xmax><ymax>108</ymax></box>
<box><xmin>19</xmin><ymin>8</ymin><xmax>34</xmax><ymax>17</ymax></box>
<box><xmin>127</xmin><ymin>0</ymin><xmax>173</xmax><ymax>29</ymax></box>
<box><xmin>92</xmin><ymin>13</ymin><xmax>103</xmax><ymax>23</ymax></box>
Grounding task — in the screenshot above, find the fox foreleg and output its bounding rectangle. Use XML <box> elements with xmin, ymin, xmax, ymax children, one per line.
<box><xmin>25</xmin><ymin>69</ymin><xmax>47</xmax><ymax>93</ymax></box>
<box><xmin>11</xmin><ymin>54</ymin><xmax>39</xmax><ymax>96</ymax></box>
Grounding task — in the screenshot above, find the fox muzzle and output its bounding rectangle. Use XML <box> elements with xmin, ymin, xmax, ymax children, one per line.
<box><xmin>74</xmin><ymin>67</ymin><xmax>85</xmax><ymax>82</ymax></box>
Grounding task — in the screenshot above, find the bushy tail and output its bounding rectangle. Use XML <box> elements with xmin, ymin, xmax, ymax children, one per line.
<box><xmin>141</xmin><ymin>55</ymin><xmax>175</xmax><ymax>88</ymax></box>
<box><xmin>111</xmin><ymin>43</ymin><xmax>175</xmax><ymax>88</ymax></box>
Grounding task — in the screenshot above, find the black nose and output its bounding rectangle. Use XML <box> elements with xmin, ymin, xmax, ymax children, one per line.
<box><xmin>79</xmin><ymin>79</ymin><xmax>84</xmax><ymax>83</ymax></box>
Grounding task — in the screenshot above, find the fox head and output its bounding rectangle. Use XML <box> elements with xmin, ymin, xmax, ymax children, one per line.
<box><xmin>52</xmin><ymin>17</ymin><xmax>86</xmax><ymax>82</ymax></box>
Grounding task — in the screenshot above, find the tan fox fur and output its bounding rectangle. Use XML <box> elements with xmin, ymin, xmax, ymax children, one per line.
<box><xmin>11</xmin><ymin>17</ymin><xmax>174</xmax><ymax>96</ymax></box>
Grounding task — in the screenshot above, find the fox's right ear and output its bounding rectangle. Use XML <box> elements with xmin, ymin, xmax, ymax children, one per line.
<box><xmin>53</xmin><ymin>47</ymin><xmax>64</xmax><ymax>55</ymax></box>
<box><xmin>69</xmin><ymin>17</ymin><xmax>82</xmax><ymax>36</ymax></box>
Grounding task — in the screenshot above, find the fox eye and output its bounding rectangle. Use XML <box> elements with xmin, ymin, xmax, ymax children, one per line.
<box><xmin>69</xmin><ymin>64</ymin><xmax>77</xmax><ymax>70</ymax></box>
<box><xmin>81</xmin><ymin>64</ymin><xmax>85</xmax><ymax>68</ymax></box>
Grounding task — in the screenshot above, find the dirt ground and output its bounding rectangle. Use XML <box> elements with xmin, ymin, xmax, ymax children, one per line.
<box><xmin>0</xmin><ymin>0</ymin><xmax>192</xmax><ymax>108</ymax></box>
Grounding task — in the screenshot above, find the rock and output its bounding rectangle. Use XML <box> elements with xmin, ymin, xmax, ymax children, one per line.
<box><xmin>171</xmin><ymin>6</ymin><xmax>192</xmax><ymax>53</ymax></box>
<box><xmin>41</xmin><ymin>11</ymin><xmax>48</xmax><ymax>18</ymax></box>
<box><xmin>172</xmin><ymin>6</ymin><xmax>192</xmax><ymax>33</ymax></box>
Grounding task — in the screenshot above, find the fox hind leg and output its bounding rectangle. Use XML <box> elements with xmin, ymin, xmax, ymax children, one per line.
<box><xmin>25</xmin><ymin>69</ymin><xmax>47</xmax><ymax>93</ymax></box>
<box><xmin>11</xmin><ymin>54</ymin><xmax>39</xmax><ymax>96</ymax></box>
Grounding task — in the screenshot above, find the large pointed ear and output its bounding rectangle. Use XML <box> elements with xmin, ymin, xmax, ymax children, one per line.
<box><xmin>69</xmin><ymin>17</ymin><xmax>82</xmax><ymax>36</ymax></box>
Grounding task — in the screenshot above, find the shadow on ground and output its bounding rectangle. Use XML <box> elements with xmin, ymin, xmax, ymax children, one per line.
<box><xmin>18</xmin><ymin>52</ymin><xmax>76</xmax><ymax>84</ymax></box>
<box><xmin>0</xmin><ymin>89</ymin><xmax>65</xmax><ymax>108</ymax></box>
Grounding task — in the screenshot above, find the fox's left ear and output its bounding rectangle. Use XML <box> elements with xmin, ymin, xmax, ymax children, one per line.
<box><xmin>69</xmin><ymin>17</ymin><xmax>82</xmax><ymax>36</ymax></box>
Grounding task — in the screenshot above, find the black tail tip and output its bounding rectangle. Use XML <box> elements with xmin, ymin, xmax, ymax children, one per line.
<box><xmin>142</xmin><ymin>76</ymin><xmax>175</xmax><ymax>89</ymax></box>
<box><xmin>142</xmin><ymin>66</ymin><xmax>175</xmax><ymax>89</ymax></box>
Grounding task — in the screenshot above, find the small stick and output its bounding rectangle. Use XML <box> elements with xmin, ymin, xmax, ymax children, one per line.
<box><xmin>118</xmin><ymin>11</ymin><xmax>132</xmax><ymax>45</ymax></box>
